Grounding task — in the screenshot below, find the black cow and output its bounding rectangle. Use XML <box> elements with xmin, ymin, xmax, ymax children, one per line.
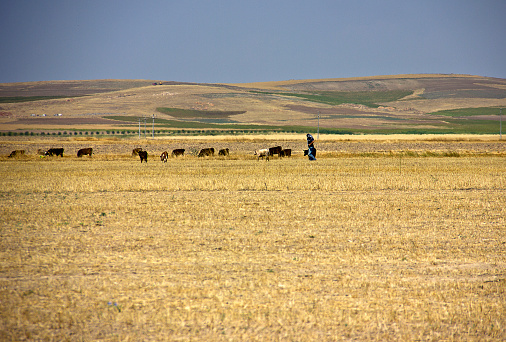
<box><xmin>45</xmin><ymin>148</ymin><xmax>64</xmax><ymax>157</ymax></box>
<box><xmin>138</xmin><ymin>150</ymin><xmax>148</xmax><ymax>163</ymax></box>
<box><xmin>77</xmin><ymin>148</ymin><xmax>93</xmax><ymax>157</ymax></box>
<box><xmin>218</xmin><ymin>148</ymin><xmax>229</xmax><ymax>156</ymax></box>
<box><xmin>280</xmin><ymin>149</ymin><xmax>291</xmax><ymax>157</ymax></box>
<box><xmin>198</xmin><ymin>148</ymin><xmax>214</xmax><ymax>157</ymax></box>
<box><xmin>172</xmin><ymin>149</ymin><xmax>185</xmax><ymax>157</ymax></box>
<box><xmin>269</xmin><ymin>146</ymin><xmax>282</xmax><ymax>157</ymax></box>
<box><xmin>160</xmin><ymin>151</ymin><xmax>168</xmax><ymax>163</ymax></box>
<box><xmin>8</xmin><ymin>150</ymin><xmax>25</xmax><ymax>158</ymax></box>
<box><xmin>303</xmin><ymin>149</ymin><xmax>317</xmax><ymax>158</ymax></box>
<box><xmin>132</xmin><ymin>148</ymin><xmax>143</xmax><ymax>156</ymax></box>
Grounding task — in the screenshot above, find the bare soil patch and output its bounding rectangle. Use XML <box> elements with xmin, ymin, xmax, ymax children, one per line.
<box><xmin>284</xmin><ymin>103</ymin><xmax>374</xmax><ymax>115</ymax></box>
<box><xmin>13</xmin><ymin>116</ymin><xmax>128</xmax><ymax>126</ymax></box>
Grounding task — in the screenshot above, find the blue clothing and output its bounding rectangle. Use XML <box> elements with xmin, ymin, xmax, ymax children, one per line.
<box><xmin>306</xmin><ymin>134</ymin><xmax>316</xmax><ymax>160</ymax></box>
<box><xmin>307</xmin><ymin>146</ymin><xmax>316</xmax><ymax>160</ymax></box>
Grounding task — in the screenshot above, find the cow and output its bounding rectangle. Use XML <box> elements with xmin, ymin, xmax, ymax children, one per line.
<box><xmin>218</xmin><ymin>148</ymin><xmax>229</xmax><ymax>156</ymax></box>
<box><xmin>8</xmin><ymin>150</ymin><xmax>25</xmax><ymax>158</ymax></box>
<box><xmin>171</xmin><ymin>149</ymin><xmax>185</xmax><ymax>157</ymax></box>
<box><xmin>269</xmin><ymin>146</ymin><xmax>282</xmax><ymax>157</ymax></box>
<box><xmin>132</xmin><ymin>148</ymin><xmax>143</xmax><ymax>156</ymax></box>
<box><xmin>198</xmin><ymin>148</ymin><xmax>214</xmax><ymax>157</ymax></box>
<box><xmin>138</xmin><ymin>150</ymin><xmax>148</xmax><ymax>163</ymax></box>
<box><xmin>304</xmin><ymin>149</ymin><xmax>317</xmax><ymax>158</ymax></box>
<box><xmin>77</xmin><ymin>148</ymin><xmax>93</xmax><ymax>157</ymax></box>
<box><xmin>254</xmin><ymin>149</ymin><xmax>270</xmax><ymax>161</ymax></box>
<box><xmin>45</xmin><ymin>148</ymin><xmax>64</xmax><ymax>157</ymax></box>
<box><xmin>280</xmin><ymin>149</ymin><xmax>291</xmax><ymax>157</ymax></box>
<box><xmin>160</xmin><ymin>151</ymin><xmax>168</xmax><ymax>163</ymax></box>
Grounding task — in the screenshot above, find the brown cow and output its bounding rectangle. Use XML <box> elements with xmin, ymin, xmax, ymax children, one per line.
<box><xmin>218</xmin><ymin>148</ymin><xmax>229</xmax><ymax>156</ymax></box>
<box><xmin>269</xmin><ymin>146</ymin><xmax>282</xmax><ymax>157</ymax></box>
<box><xmin>160</xmin><ymin>151</ymin><xmax>168</xmax><ymax>163</ymax></box>
<box><xmin>132</xmin><ymin>148</ymin><xmax>143</xmax><ymax>156</ymax></box>
<box><xmin>280</xmin><ymin>149</ymin><xmax>291</xmax><ymax>157</ymax></box>
<box><xmin>198</xmin><ymin>148</ymin><xmax>214</xmax><ymax>157</ymax></box>
<box><xmin>172</xmin><ymin>149</ymin><xmax>185</xmax><ymax>157</ymax></box>
<box><xmin>138</xmin><ymin>150</ymin><xmax>148</xmax><ymax>163</ymax></box>
<box><xmin>8</xmin><ymin>150</ymin><xmax>25</xmax><ymax>158</ymax></box>
<box><xmin>77</xmin><ymin>148</ymin><xmax>93</xmax><ymax>157</ymax></box>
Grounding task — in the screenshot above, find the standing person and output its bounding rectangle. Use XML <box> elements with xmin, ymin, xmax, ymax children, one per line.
<box><xmin>306</xmin><ymin>133</ymin><xmax>316</xmax><ymax>160</ymax></box>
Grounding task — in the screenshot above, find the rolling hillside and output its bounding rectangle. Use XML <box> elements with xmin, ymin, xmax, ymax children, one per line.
<box><xmin>1</xmin><ymin>74</ymin><xmax>505</xmax><ymax>134</ymax></box>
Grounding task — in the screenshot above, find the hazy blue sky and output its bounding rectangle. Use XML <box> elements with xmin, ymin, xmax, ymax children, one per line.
<box><xmin>1</xmin><ymin>0</ymin><xmax>505</xmax><ymax>83</ymax></box>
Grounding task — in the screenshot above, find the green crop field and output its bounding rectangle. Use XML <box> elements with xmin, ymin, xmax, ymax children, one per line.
<box><xmin>251</xmin><ymin>90</ymin><xmax>414</xmax><ymax>108</ymax></box>
<box><xmin>429</xmin><ymin>107</ymin><xmax>504</xmax><ymax>117</ymax></box>
<box><xmin>0</xmin><ymin>96</ymin><xmax>80</xmax><ymax>103</ymax></box>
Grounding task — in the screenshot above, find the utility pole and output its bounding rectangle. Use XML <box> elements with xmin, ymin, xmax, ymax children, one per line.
<box><xmin>138</xmin><ymin>118</ymin><xmax>141</xmax><ymax>139</ymax></box>
<box><xmin>144</xmin><ymin>117</ymin><xmax>147</xmax><ymax>138</ymax></box>
<box><xmin>152</xmin><ymin>114</ymin><xmax>155</xmax><ymax>139</ymax></box>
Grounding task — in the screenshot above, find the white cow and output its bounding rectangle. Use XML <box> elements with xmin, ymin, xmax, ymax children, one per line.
<box><xmin>254</xmin><ymin>149</ymin><xmax>270</xmax><ymax>161</ymax></box>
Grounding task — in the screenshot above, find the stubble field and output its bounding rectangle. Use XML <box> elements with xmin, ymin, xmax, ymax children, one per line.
<box><xmin>0</xmin><ymin>136</ymin><xmax>505</xmax><ymax>341</ymax></box>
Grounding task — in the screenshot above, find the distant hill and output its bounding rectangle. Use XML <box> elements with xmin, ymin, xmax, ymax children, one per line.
<box><xmin>1</xmin><ymin>74</ymin><xmax>505</xmax><ymax>135</ymax></box>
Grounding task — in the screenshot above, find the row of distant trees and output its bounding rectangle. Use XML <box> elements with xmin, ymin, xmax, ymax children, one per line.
<box><xmin>0</xmin><ymin>129</ymin><xmax>301</xmax><ymax>137</ymax></box>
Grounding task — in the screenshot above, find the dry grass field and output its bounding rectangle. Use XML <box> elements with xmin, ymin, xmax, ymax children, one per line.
<box><xmin>0</xmin><ymin>136</ymin><xmax>505</xmax><ymax>341</ymax></box>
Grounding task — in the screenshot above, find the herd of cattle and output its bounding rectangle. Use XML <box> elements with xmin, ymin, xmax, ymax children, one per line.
<box><xmin>254</xmin><ymin>146</ymin><xmax>291</xmax><ymax>161</ymax></box>
<box><xmin>8</xmin><ymin>147</ymin><xmax>90</xmax><ymax>158</ymax></box>
<box><xmin>7</xmin><ymin>145</ymin><xmax>294</xmax><ymax>162</ymax></box>
<box><xmin>132</xmin><ymin>146</ymin><xmax>291</xmax><ymax>163</ymax></box>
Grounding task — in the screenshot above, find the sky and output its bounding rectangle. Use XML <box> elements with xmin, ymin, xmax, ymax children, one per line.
<box><xmin>1</xmin><ymin>0</ymin><xmax>505</xmax><ymax>84</ymax></box>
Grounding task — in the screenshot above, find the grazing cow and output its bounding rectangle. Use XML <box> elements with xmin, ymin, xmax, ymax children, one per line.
<box><xmin>77</xmin><ymin>148</ymin><xmax>93</xmax><ymax>157</ymax></box>
<box><xmin>45</xmin><ymin>148</ymin><xmax>64</xmax><ymax>157</ymax></box>
<box><xmin>171</xmin><ymin>149</ymin><xmax>185</xmax><ymax>157</ymax></box>
<box><xmin>138</xmin><ymin>150</ymin><xmax>148</xmax><ymax>163</ymax></box>
<box><xmin>198</xmin><ymin>148</ymin><xmax>215</xmax><ymax>157</ymax></box>
<box><xmin>269</xmin><ymin>146</ymin><xmax>282</xmax><ymax>157</ymax></box>
<box><xmin>280</xmin><ymin>149</ymin><xmax>291</xmax><ymax>157</ymax></box>
<box><xmin>132</xmin><ymin>148</ymin><xmax>143</xmax><ymax>156</ymax></box>
<box><xmin>254</xmin><ymin>149</ymin><xmax>270</xmax><ymax>161</ymax></box>
<box><xmin>160</xmin><ymin>151</ymin><xmax>168</xmax><ymax>163</ymax></box>
<box><xmin>218</xmin><ymin>148</ymin><xmax>229</xmax><ymax>156</ymax></box>
<box><xmin>304</xmin><ymin>149</ymin><xmax>317</xmax><ymax>158</ymax></box>
<box><xmin>8</xmin><ymin>150</ymin><xmax>25</xmax><ymax>158</ymax></box>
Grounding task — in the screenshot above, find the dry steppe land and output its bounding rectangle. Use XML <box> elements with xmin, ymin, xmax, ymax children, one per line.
<box><xmin>0</xmin><ymin>134</ymin><xmax>505</xmax><ymax>341</ymax></box>
<box><xmin>0</xmin><ymin>75</ymin><xmax>505</xmax><ymax>340</ymax></box>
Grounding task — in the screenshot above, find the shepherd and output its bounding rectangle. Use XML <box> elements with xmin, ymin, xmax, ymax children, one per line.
<box><xmin>306</xmin><ymin>133</ymin><xmax>316</xmax><ymax>161</ymax></box>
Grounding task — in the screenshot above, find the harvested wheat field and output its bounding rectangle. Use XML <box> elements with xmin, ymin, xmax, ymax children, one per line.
<box><xmin>0</xmin><ymin>136</ymin><xmax>505</xmax><ymax>341</ymax></box>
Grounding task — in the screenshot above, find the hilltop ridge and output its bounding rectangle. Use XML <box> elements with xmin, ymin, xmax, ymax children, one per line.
<box><xmin>1</xmin><ymin>74</ymin><xmax>505</xmax><ymax>134</ymax></box>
